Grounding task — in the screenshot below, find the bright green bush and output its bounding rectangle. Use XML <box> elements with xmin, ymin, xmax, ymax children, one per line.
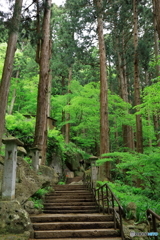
<box><xmin>97</xmin><ymin>180</ymin><xmax>160</xmax><ymax>223</ymax></box>
<box><xmin>97</xmin><ymin>150</ymin><xmax>160</xmax><ymax>200</ymax></box>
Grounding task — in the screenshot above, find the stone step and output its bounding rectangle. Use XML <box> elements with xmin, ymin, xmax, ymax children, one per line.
<box><xmin>53</xmin><ymin>186</ymin><xmax>87</xmax><ymax>189</ymax></box>
<box><xmin>44</xmin><ymin>202</ymin><xmax>96</xmax><ymax>206</ymax></box>
<box><xmin>33</xmin><ymin>221</ymin><xmax>114</xmax><ymax>231</ymax></box>
<box><xmin>45</xmin><ymin>198</ymin><xmax>94</xmax><ymax>202</ymax></box>
<box><xmin>43</xmin><ymin>209</ymin><xmax>99</xmax><ymax>213</ymax></box>
<box><xmin>52</xmin><ymin>191</ymin><xmax>91</xmax><ymax>194</ymax></box>
<box><xmin>45</xmin><ymin>195</ymin><xmax>93</xmax><ymax>199</ymax></box>
<box><xmin>43</xmin><ymin>205</ymin><xmax>98</xmax><ymax>210</ymax></box>
<box><xmin>34</xmin><ymin>228</ymin><xmax>120</xmax><ymax>238</ymax></box>
<box><xmin>30</xmin><ymin>213</ymin><xmax>113</xmax><ymax>223</ymax></box>
<box><xmin>53</xmin><ymin>189</ymin><xmax>88</xmax><ymax>191</ymax></box>
<box><xmin>30</xmin><ymin>238</ymin><xmax>122</xmax><ymax>240</ymax></box>
<box><xmin>66</xmin><ymin>177</ymin><xmax>83</xmax><ymax>184</ymax></box>
<box><xmin>47</xmin><ymin>193</ymin><xmax>93</xmax><ymax>196</ymax></box>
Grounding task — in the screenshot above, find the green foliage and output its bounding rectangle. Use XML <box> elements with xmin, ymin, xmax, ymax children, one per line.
<box><xmin>97</xmin><ymin>151</ymin><xmax>160</xmax><ymax>200</ymax></box>
<box><xmin>5</xmin><ymin>112</ymin><xmax>35</xmax><ymax>146</ymax></box>
<box><xmin>31</xmin><ymin>198</ymin><xmax>44</xmax><ymax>209</ymax></box>
<box><xmin>97</xmin><ymin>180</ymin><xmax>160</xmax><ymax>223</ymax></box>
<box><xmin>34</xmin><ymin>187</ymin><xmax>51</xmax><ymax>198</ymax></box>
<box><xmin>24</xmin><ymin>156</ymin><xmax>32</xmax><ymax>165</ymax></box>
<box><xmin>30</xmin><ymin>186</ymin><xmax>52</xmax><ymax>209</ymax></box>
<box><xmin>58</xmin><ymin>181</ymin><xmax>65</xmax><ymax>185</ymax></box>
<box><xmin>51</xmin><ymin>80</ymin><xmax>133</xmax><ymax>153</ymax></box>
<box><xmin>47</xmin><ymin>128</ymin><xmax>89</xmax><ymax>166</ymax></box>
<box><xmin>138</xmin><ymin>80</ymin><xmax>160</xmax><ymax>115</ymax></box>
<box><xmin>0</xmin><ymin>43</ymin><xmax>7</xmax><ymax>78</ymax></box>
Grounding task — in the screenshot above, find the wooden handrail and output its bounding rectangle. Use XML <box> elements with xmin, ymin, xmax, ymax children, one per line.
<box><xmin>147</xmin><ymin>209</ymin><xmax>160</xmax><ymax>221</ymax></box>
<box><xmin>85</xmin><ymin>175</ymin><xmax>160</xmax><ymax>240</ymax></box>
<box><xmin>84</xmin><ymin>176</ymin><xmax>125</xmax><ymax>240</ymax></box>
<box><xmin>95</xmin><ymin>183</ymin><xmax>123</xmax><ymax>212</ymax></box>
<box><xmin>147</xmin><ymin>209</ymin><xmax>160</xmax><ymax>240</ymax></box>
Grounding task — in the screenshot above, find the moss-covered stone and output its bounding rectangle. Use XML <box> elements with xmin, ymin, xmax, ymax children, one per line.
<box><xmin>0</xmin><ymin>232</ymin><xmax>30</xmax><ymax>240</ymax></box>
<box><xmin>0</xmin><ymin>200</ymin><xmax>33</xmax><ymax>235</ymax></box>
<box><xmin>0</xmin><ymin>156</ymin><xmax>58</xmax><ymax>204</ymax></box>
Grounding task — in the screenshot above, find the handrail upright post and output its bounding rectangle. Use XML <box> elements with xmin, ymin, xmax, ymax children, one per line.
<box><xmin>106</xmin><ymin>185</ymin><xmax>110</xmax><ymax>213</ymax></box>
<box><xmin>152</xmin><ymin>215</ymin><xmax>158</xmax><ymax>240</ymax></box>
<box><xmin>101</xmin><ymin>186</ymin><xmax>105</xmax><ymax>214</ymax></box>
<box><xmin>119</xmin><ymin>206</ymin><xmax>124</xmax><ymax>240</ymax></box>
<box><xmin>98</xmin><ymin>189</ymin><xmax>100</xmax><ymax>212</ymax></box>
<box><xmin>111</xmin><ymin>193</ymin><xmax>116</xmax><ymax>229</ymax></box>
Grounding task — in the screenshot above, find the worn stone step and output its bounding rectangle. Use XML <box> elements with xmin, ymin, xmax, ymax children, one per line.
<box><xmin>30</xmin><ymin>238</ymin><xmax>122</xmax><ymax>240</ymax></box>
<box><xmin>66</xmin><ymin>177</ymin><xmax>83</xmax><ymax>183</ymax></box>
<box><xmin>30</xmin><ymin>213</ymin><xmax>113</xmax><ymax>223</ymax></box>
<box><xmin>52</xmin><ymin>191</ymin><xmax>91</xmax><ymax>195</ymax></box>
<box><xmin>45</xmin><ymin>195</ymin><xmax>93</xmax><ymax>199</ymax></box>
<box><xmin>53</xmin><ymin>190</ymin><xmax>90</xmax><ymax>193</ymax></box>
<box><xmin>44</xmin><ymin>205</ymin><xmax>97</xmax><ymax>210</ymax></box>
<box><xmin>53</xmin><ymin>186</ymin><xmax>87</xmax><ymax>189</ymax></box>
<box><xmin>43</xmin><ymin>209</ymin><xmax>99</xmax><ymax>213</ymax></box>
<box><xmin>47</xmin><ymin>193</ymin><xmax>93</xmax><ymax>196</ymax></box>
<box><xmin>45</xmin><ymin>198</ymin><xmax>95</xmax><ymax>202</ymax></box>
<box><xmin>45</xmin><ymin>198</ymin><xmax>94</xmax><ymax>203</ymax></box>
<box><xmin>34</xmin><ymin>228</ymin><xmax>120</xmax><ymax>238</ymax></box>
<box><xmin>33</xmin><ymin>221</ymin><xmax>114</xmax><ymax>231</ymax></box>
<box><xmin>49</xmin><ymin>194</ymin><xmax>93</xmax><ymax>198</ymax></box>
<box><xmin>44</xmin><ymin>202</ymin><xmax>96</xmax><ymax>206</ymax></box>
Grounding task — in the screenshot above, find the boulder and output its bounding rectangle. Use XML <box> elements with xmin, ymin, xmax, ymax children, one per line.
<box><xmin>127</xmin><ymin>202</ymin><xmax>137</xmax><ymax>220</ymax></box>
<box><xmin>13</xmin><ymin>157</ymin><xmax>58</xmax><ymax>204</ymax></box>
<box><xmin>0</xmin><ymin>200</ymin><xmax>33</xmax><ymax>234</ymax></box>
<box><xmin>39</xmin><ymin>165</ymin><xmax>58</xmax><ymax>186</ymax></box>
<box><xmin>23</xmin><ymin>200</ymin><xmax>41</xmax><ymax>215</ymax></box>
<box><xmin>0</xmin><ymin>233</ymin><xmax>30</xmax><ymax>240</ymax></box>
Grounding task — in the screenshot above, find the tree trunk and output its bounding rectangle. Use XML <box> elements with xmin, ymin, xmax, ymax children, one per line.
<box><xmin>94</xmin><ymin>0</ymin><xmax>110</xmax><ymax>179</ymax></box>
<box><xmin>0</xmin><ymin>0</ymin><xmax>23</xmax><ymax>147</ymax></box>
<box><xmin>154</xmin><ymin>0</ymin><xmax>160</xmax><ymax>40</ymax></box>
<box><xmin>65</xmin><ymin>67</ymin><xmax>72</xmax><ymax>144</ymax></box>
<box><xmin>133</xmin><ymin>0</ymin><xmax>143</xmax><ymax>153</ymax></box>
<box><xmin>8</xmin><ymin>70</ymin><xmax>20</xmax><ymax>115</ymax></box>
<box><xmin>152</xmin><ymin>0</ymin><xmax>160</xmax><ymax>76</ymax></box>
<box><xmin>35</xmin><ymin>0</ymin><xmax>41</xmax><ymax>64</ymax></box>
<box><xmin>61</xmin><ymin>76</ymin><xmax>66</xmax><ymax>136</ymax></box>
<box><xmin>34</xmin><ymin>0</ymin><xmax>51</xmax><ymax>165</ymax></box>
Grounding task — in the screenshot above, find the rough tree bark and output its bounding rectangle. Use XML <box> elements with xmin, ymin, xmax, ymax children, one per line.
<box><xmin>154</xmin><ymin>0</ymin><xmax>160</xmax><ymax>40</ymax></box>
<box><xmin>0</xmin><ymin>0</ymin><xmax>23</xmax><ymax>147</ymax></box>
<box><xmin>8</xmin><ymin>70</ymin><xmax>19</xmax><ymax>115</ymax></box>
<box><xmin>34</xmin><ymin>0</ymin><xmax>51</xmax><ymax>164</ymax></box>
<box><xmin>133</xmin><ymin>0</ymin><xmax>143</xmax><ymax>153</ymax></box>
<box><xmin>152</xmin><ymin>0</ymin><xmax>160</xmax><ymax>76</ymax></box>
<box><xmin>94</xmin><ymin>0</ymin><xmax>110</xmax><ymax>179</ymax></box>
<box><xmin>65</xmin><ymin>67</ymin><xmax>72</xmax><ymax>144</ymax></box>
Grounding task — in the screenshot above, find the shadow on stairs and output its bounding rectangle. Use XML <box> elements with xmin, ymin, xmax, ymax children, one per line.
<box><xmin>29</xmin><ymin>183</ymin><xmax>122</xmax><ymax>240</ymax></box>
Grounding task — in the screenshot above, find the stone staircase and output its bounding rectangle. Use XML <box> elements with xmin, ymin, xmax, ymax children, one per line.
<box><xmin>30</xmin><ymin>184</ymin><xmax>122</xmax><ymax>240</ymax></box>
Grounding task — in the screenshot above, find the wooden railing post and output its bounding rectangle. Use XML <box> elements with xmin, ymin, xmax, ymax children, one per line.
<box><xmin>101</xmin><ymin>186</ymin><xmax>104</xmax><ymax>214</ymax></box>
<box><xmin>106</xmin><ymin>186</ymin><xmax>110</xmax><ymax>213</ymax></box>
<box><xmin>147</xmin><ymin>209</ymin><xmax>160</xmax><ymax>240</ymax></box>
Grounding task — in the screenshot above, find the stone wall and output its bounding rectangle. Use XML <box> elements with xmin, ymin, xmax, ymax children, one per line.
<box><xmin>0</xmin><ymin>155</ymin><xmax>58</xmax><ymax>236</ymax></box>
<box><xmin>0</xmin><ymin>156</ymin><xmax>58</xmax><ymax>204</ymax></box>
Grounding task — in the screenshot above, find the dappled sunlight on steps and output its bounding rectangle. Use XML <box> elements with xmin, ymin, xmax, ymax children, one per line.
<box><xmin>29</xmin><ymin>184</ymin><xmax>121</xmax><ymax>240</ymax></box>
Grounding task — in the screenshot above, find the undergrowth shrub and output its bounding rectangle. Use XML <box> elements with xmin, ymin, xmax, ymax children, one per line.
<box><xmin>96</xmin><ymin>150</ymin><xmax>160</xmax><ymax>201</ymax></box>
<box><xmin>97</xmin><ymin>180</ymin><xmax>160</xmax><ymax>223</ymax></box>
<box><xmin>30</xmin><ymin>186</ymin><xmax>52</xmax><ymax>209</ymax></box>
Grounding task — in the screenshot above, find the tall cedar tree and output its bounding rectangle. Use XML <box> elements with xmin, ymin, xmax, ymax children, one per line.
<box><xmin>154</xmin><ymin>0</ymin><xmax>160</xmax><ymax>40</ymax></box>
<box><xmin>133</xmin><ymin>0</ymin><xmax>143</xmax><ymax>153</ymax></box>
<box><xmin>94</xmin><ymin>0</ymin><xmax>110</xmax><ymax>179</ymax></box>
<box><xmin>0</xmin><ymin>0</ymin><xmax>23</xmax><ymax>147</ymax></box>
<box><xmin>33</xmin><ymin>0</ymin><xmax>51</xmax><ymax>164</ymax></box>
